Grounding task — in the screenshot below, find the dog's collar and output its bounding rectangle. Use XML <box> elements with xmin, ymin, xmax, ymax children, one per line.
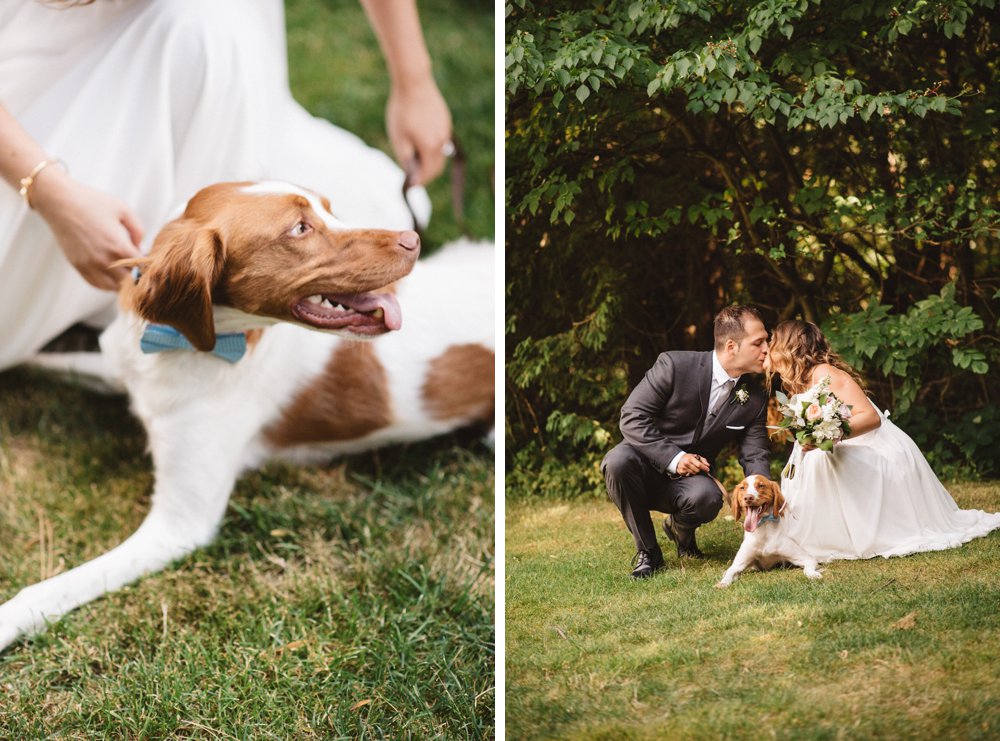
<box><xmin>132</xmin><ymin>268</ymin><xmax>246</xmax><ymax>363</ymax></box>
<box><xmin>140</xmin><ymin>324</ymin><xmax>247</xmax><ymax>364</ymax></box>
<box><xmin>760</xmin><ymin>512</ymin><xmax>781</xmax><ymax>524</ymax></box>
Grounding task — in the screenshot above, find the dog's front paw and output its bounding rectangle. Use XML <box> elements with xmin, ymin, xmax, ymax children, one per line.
<box><xmin>805</xmin><ymin>569</ymin><xmax>823</xmax><ymax>580</ymax></box>
<box><xmin>0</xmin><ymin>603</ymin><xmax>28</xmax><ymax>653</ymax></box>
<box><xmin>715</xmin><ymin>579</ymin><xmax>732</xmax><ymax>588</ymax></box>
<box><xmin>0</xmin><ymin>590</ymin><xmax>55</xmax><ymax>651</ymax></box>
<box><xmin>0</xmin><ymin>621</ymin><xmax>21</xmax><ymax>653</ymax></box>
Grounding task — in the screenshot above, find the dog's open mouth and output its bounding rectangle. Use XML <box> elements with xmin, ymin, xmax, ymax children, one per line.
<box><xmin>291</xmin><ymin>292</ymin><xmax>401</xmax><ymax>335</ymax></box>
<box><xmin>743</xmin><ymin>505</ymin><xmax>764</xmax><ymax>533</ymax></box>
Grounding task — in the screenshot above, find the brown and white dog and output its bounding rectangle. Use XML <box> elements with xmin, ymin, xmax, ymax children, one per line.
<box><xmin>0</xmin><ymin>181</ymin><xmax>493</xmax><ymax>650</ymax></box>
<box><xmin>716</xmin><ymin>474</ymin><xmax>821</xmax><ymax>587</ymax></box>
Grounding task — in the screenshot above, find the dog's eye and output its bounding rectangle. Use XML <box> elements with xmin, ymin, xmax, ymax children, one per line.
<box><xmin>289</xmin><ymin>221</ymin><xmax>311</xmax><ymax>237</ymax></box>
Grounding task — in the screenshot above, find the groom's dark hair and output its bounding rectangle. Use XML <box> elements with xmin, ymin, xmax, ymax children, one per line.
<box><xmin>714</xmin><ymin>305</ymin><xmax>763</xmax><ymax>350</ymax></box>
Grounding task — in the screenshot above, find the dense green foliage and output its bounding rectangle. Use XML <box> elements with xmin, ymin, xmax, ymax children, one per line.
<box><xmin>506</xmin><ymin>0</ymin><xmax>1000</xmax><ymax>493</ymax></box>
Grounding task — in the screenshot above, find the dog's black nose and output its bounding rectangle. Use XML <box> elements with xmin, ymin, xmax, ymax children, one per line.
<box><xmin>398</xmin><ymin>230</ymin><xmax>420</xmax><ymax>252</ymax></box>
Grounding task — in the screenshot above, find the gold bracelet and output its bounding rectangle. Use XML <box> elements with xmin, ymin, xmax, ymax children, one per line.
<box><xmin>18</xmin><ymin>157</ymin><xmax>66</xmax><ymax>209</ymax></box>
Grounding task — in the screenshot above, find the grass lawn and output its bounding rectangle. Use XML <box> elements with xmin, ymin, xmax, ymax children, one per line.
<box><xmin>0</xmin><ymin>0</ymin><xmax>494</xmax><ymax>737</ymax></box>
<box><xmin>506</xmin><ymin>483</ymin><xmax>1000</xmax><ymax>740</ymax></box>
<box><xmin>0</xmin><ymin>372</ymin><xmax>493</xmax><ymax>736</ymax></box>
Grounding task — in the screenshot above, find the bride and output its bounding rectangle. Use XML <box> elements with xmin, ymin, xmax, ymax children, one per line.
<box><xmin>763</xmin><ymin>320</ymin><xmax>1000</xmax><ymax>562</ymax></box>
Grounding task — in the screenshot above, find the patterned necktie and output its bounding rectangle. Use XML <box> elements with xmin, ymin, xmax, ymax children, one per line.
<box><xmin>708</xmin><ymin>379</ymin><xmax>736</xmax><ymax>418</ymax></box>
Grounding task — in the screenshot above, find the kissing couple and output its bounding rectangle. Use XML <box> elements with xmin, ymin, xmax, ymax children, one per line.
<box><xmin>602</xmin><ymin>305</ymin><xmax>1000</xmax><ymax>580</ymax></box>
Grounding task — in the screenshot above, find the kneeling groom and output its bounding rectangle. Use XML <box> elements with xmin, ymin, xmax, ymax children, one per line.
<box><xmin>602</xmin><ymin>305</ymin><xmax>772</xmax><ymax>578</ymax></box>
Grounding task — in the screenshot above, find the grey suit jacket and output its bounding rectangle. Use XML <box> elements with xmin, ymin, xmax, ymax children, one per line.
<box><xmin>618</xmin><ymin>351</ymin><xmax>770</xmax><ymax>478</ymax></box>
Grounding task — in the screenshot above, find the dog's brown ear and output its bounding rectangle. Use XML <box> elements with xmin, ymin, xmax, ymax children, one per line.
<box><xmin>731</xmin><ymin>482</ymin><xmax>746</xmax><ymax>521</ymax></box>
<box><xmin>770</xmin><ymin>479</ymin><xmax>786</xmax><ymax>518</ymax></box>
<box><xmin>118</xmin><ymin>221</ymin><xmax>225</xmax><ymax>351</ymax></box>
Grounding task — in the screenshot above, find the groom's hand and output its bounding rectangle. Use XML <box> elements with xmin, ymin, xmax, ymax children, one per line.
<box><xmin>676</xmin><ymin>454</ymin><xmax>711</xmax><ymax>477</ymax></box>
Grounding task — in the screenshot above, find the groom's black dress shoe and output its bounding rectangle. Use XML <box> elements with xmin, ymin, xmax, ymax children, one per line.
<box><xmin>630</xmin><ymin>548</ymin><xmax>665</xmax><ymax>579</ymax></box>
<box><xmin>663</xmin><ymin>516</ymin><xmax>705</xmax><ymax>559</ymax></box>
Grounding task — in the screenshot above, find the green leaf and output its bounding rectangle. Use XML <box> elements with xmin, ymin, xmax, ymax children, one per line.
<box><xmin>576</xmin><ymin>84</ymin><xmax>590</xmax><ymax>103</ymax></box>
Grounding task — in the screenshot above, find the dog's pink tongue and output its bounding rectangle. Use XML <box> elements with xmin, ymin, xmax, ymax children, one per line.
<box><xmin>372</xmin><ymin>294</ymin><xmax>402</xmax><ymax>331</ymax></box>
<box><xmin>744</xmin><ymin>507</ymin><xmax>762</xmax><ymax>533</ymax></box>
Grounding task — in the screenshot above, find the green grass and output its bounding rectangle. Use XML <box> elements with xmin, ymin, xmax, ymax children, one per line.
<box><xmin>506</xmin><ymin>484</ymin><xmax>1000</xmax><ymax>740</ymax></box>
<box><xmin>0</xmin><ymin>1</ymin><xmax>494</xmax><ymax>736</ymax></box>
<box><xmin>0</xmin><ymin>368</ymin><xmax>493</xmax><ymax>737</ymax></box>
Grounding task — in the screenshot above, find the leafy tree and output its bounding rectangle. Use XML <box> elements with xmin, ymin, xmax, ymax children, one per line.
<box><xmin>506</xmin><ymin>0</ymin><xmax>1000</xmax><ymax>493</ymax></box>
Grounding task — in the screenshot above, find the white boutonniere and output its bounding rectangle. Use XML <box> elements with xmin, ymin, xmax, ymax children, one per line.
<box><xmin>734</xmin><ymin>385</ymin><xmax>750</xmax><ymax>405</ymax></box>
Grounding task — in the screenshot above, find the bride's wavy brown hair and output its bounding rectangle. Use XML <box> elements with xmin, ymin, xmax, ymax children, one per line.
<box><xmin>766</xmin><ymin>320</ymin><xmax>865</xmax><ymax>395</ymax></box>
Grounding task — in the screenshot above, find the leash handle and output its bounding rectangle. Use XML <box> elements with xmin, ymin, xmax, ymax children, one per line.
<box><xmin>402</xmin><ymin>134</ymin><xmax>467</xmax><ymax>239</ymax></box>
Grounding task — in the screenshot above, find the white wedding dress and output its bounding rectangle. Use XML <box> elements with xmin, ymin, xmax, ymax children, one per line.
<box><xmin>0</xmin><ymin>0</ymin><xmax>426</xmax><ymax>371</ymax></box>
<box><xmin>780</xmin><ymin>397</ymin><xmax>1000</xmax><ymax>562</ymax></box>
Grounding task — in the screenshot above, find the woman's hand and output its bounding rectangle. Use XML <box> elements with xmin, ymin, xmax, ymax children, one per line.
<box><xmin>357</xmin><ymin>0</ymin><xmax>454</xmax><ymax>186</ymax></box>
<box><xmin>31</xmin><ymin>169</ymin><xmax>143</xmax><ymax>291</ymax></box>
<box><xmin>387</xmin><ymin>75</ymin><xmax>452</xmax><ymax>186</ymax></box>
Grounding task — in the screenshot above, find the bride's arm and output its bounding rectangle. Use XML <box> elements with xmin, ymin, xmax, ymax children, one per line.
<box><xmin>358</xmin><ymin>0</ymin><xmax>453</xmax><ymax>186</ymax></box>
<box><xmin>0</xmin><ymin>103</ymin><xmax>142</xmax><ymax>290</ymax></box>
<box><xmin>812</xmin><ymin>364</ymin><xmax>881</xmax><ymax>439</ymax></box>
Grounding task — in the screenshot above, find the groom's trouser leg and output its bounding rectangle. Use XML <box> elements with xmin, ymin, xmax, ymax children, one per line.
<box><xmin>666</xmin><ymin>474</ymin><xmax>725</xmax><ymax>541</ymax></box>
<box><xmin>602</xmin><ymin>443</ymin><xmax>665</xmax><ymax>552</ymax></box>
<box><xmin>603</xmin><ymin>443</ymin><xmax>724</xmax><ymax>551</ymax></box>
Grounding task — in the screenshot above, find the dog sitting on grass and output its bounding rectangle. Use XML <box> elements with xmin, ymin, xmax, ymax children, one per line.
<box><xmin>716</xmin><ymin>474</ymin><xmax>822</xmax><ymax>587</ymax></box>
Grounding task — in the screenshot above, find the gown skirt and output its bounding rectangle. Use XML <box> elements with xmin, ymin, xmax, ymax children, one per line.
<box><xmin>780</xmin><ymin>403</ymin><xmax>1000</xmax><ymax>562</ymax></box>
<box><xmin>0</xmin><ymin>0</ymin><xmax>427</xmax><ymax>370</ymax></box>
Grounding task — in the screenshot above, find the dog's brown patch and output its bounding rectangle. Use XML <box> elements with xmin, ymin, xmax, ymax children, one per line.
<box><xmin>421</xmin><ymin>344</ymin><xmax>494</xmax><ymax>423</ymax></box>
<box><xmin>264</xmin><ymin>342</ymin><xmax>392</xmax><ymax>447</ymax></box>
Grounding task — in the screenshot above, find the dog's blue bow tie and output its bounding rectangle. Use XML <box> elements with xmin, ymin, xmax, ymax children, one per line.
<box><xmin>139</xmin><ymin>324</ymin><xmax>247</xmax><ymax>364</ymax></box>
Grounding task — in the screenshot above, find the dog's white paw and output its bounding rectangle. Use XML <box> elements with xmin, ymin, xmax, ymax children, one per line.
<box><xmin>0</xmin><ymin>591</ymin><xmax>55</xmax><ymax>651</ymax></box>
<box><xmin>0</xmin><ymin>601</ymin><xmax>32</xmax><ymax>652</ymax></box>
<box><xmin>805</xmin><ymin>569</ymin><xmax>823</xmax><ymax>580</ymax></box>
<box><xmin>0</xmin><ymin>621</ymin><xmax>21</xmax><ymax>652</ymax></box>
<box><xmin>715</xmin><ymin>579</ymin><xmax>732</xmax><ymax>588</ymax></box>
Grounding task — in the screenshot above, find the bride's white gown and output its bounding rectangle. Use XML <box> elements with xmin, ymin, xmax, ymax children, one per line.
<box><xmin>780</xmin><ymin>398</ymin><xmax>1000</xmax><ymax>562</ymax></box>
<box><xmin>0</xmin><ymin>0</ymin><xmax>426</xmax><ymax>370</ymax></box>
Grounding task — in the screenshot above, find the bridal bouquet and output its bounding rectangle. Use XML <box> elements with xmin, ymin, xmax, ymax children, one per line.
<box><xmin>774</xmin><ymin>376</ymin><xmax>853</xmax><ymax>453</ymax></box>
